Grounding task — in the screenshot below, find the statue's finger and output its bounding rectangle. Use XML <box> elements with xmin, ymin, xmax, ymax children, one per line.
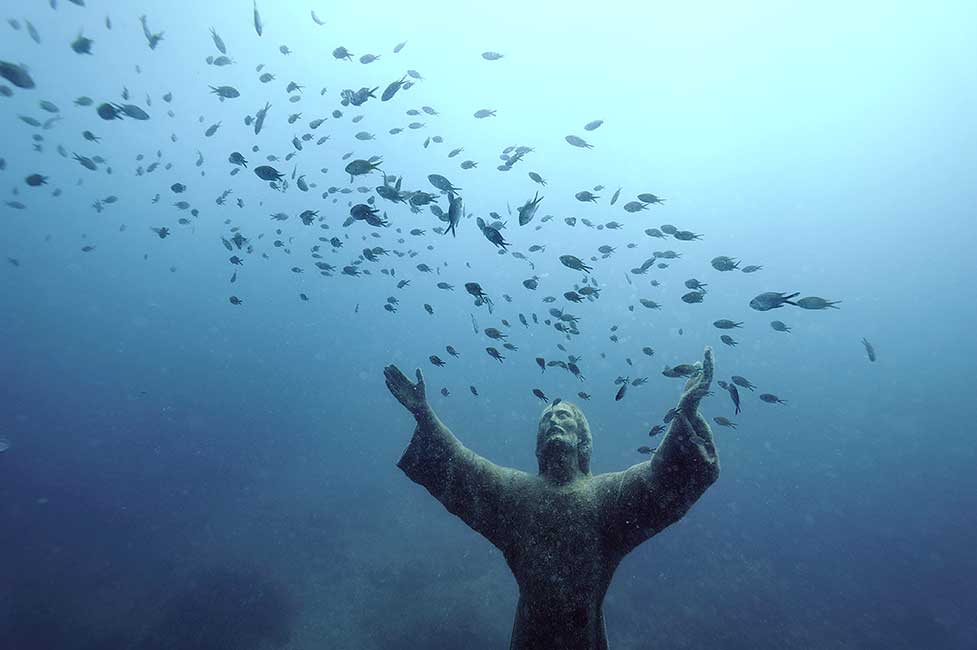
<box><xmin>701</xmin><ymin>347</ymin><xmax>715</xmax><ymax>385</ymax></box>
<box><xmin>386</xmin><ymin>364</ymin><xmax>408</xmax><ymax>384</ymax></box>
<box><xmin>415</xmin><ymin>368</ymin><xmax>424</xmax><ymax>385</ymax></box>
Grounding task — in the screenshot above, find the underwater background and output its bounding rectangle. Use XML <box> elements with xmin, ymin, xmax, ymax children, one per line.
<box><xmin>1</xmin><ymin>1</ymin><xmax>976</xmax><ymax>648</ymax></box>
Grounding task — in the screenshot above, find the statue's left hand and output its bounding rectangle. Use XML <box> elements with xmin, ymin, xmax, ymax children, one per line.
<box><xmin>678</xmin><ymin>346</ymin><xmax>714</xmax><ymax>415</ymax></box>
<box><xmin>384</xmin><ymin>364</ymin><xmax>429</xmax><ymax>417</ymax></box>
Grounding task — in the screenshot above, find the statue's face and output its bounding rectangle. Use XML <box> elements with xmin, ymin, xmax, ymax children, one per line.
<box><xmin>537</xmin><ymin>402</ymin><xmax>581</xmax><ymax>452</ymax></box>
<box><xmin>536</xmin><ymin>400</ymin><xmax>592</xmax><ymax>476</ymax></box>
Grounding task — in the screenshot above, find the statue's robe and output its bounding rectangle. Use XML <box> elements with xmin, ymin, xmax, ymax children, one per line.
<box><xmin>398</xmin><ymin>409</ymin><xmax>719</xmax><ymax>650</ymax></box>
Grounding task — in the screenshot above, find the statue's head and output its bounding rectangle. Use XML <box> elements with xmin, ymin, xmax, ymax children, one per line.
<box><xmin>535</xmin><ymin>400</ymin><xmax>592</xmax><ymax>476</ymax></box>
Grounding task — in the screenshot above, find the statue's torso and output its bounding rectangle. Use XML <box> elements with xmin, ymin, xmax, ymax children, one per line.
<box><xmin>497</xmin><ymin>475</ymin><xmax>618</xmax><ymax>650</ymax></box>
<box><xmin>503</xmin><ymin>478</ymin><xmax>617</xmax><ymax>607</ymax></box>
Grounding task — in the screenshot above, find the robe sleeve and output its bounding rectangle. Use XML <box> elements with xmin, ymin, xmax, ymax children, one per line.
<box><xmin>397</xmin><ymin>409</ymin><xmax>520</xmax><ymax>550</ymax></box>
<box><xmin>602</xmin><ymin>411</ymin><xmax>720</xmax><ymax>556</ymax></box>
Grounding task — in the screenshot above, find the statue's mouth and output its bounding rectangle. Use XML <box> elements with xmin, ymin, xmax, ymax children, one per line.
<box><xmin>546</xmin><ymin>426</ymin><xmax>569</xmax><ymax>439</ymax></box>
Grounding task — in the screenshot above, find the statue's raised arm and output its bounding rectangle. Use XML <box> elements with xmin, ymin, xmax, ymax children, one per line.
<box><xmin>384</xmin><ymin>364</ymin><xmax>522</xmax><ymax>549</ymax></box>
<box><xmin>603</xmin><ymin>347</ymin><xmax>721</xmax><ymax>557</ymax></box>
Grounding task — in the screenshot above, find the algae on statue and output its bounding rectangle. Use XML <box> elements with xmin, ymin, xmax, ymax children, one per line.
<box><xmin>385</xmin><ymin>347</ymin><xmax>720</xmax><ymax>650</ymax></box>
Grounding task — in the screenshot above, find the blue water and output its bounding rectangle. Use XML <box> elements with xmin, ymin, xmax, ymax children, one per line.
<box><xmin>1</xmin><ymin>1</ymin><xmax>976</xmax><ymax>648</ymax></box>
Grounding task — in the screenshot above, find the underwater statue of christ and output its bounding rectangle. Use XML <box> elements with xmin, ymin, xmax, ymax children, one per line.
<box><xmin>384</xmin><ymin>347</ymin><xmax>720</xmax><ymax>650</ymax></box>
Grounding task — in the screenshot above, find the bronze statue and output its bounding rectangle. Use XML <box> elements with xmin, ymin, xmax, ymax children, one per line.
<box><xmin>384</xmin><ymin>346</ymin><xmax>720</xmax><ymax>650</ymax></box>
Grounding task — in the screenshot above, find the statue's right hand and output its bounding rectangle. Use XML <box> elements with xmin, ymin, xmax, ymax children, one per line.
<box><xmin>383</xmin><ymin>364</ymin><xmax>428</xmax><ymax>415</ymax></box>
<box><xmin>678</xmin><ymin>346</ymin><xmax>714</xmax><ymax>416</ymax></box>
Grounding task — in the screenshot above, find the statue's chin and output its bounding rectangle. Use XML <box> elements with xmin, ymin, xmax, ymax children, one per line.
<box><xmin>542</xmin><ymin>433</ymin><xmax>575</xmax><ymax>452</ymax></box>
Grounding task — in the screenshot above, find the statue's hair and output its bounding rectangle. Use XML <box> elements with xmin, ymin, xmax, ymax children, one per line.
<box><xmin>536</xmin><ymin>401</ymin><xmax>592</xmax><ymax>475</ymax></box>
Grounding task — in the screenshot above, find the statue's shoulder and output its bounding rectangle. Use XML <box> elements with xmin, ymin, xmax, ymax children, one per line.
<box><xmin>589</xmin><ymin>468</ymin><xmax>627</xmax><ymax>483</ymax></box>
<box><xmin>587</xmin><ymin>469</ymin><xmax>633</xmax><ymax>497</ymax></box>
<box><xmin>490</xmin><ymin>464</ymin><xmax>534</xmax><ymax>490</ymax></box>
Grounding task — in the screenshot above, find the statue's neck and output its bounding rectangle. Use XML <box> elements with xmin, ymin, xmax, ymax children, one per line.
<box><xmin>540</xmin><ymin>450</ymin><xmax>583</xmax><ymax>485</ymax></box>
